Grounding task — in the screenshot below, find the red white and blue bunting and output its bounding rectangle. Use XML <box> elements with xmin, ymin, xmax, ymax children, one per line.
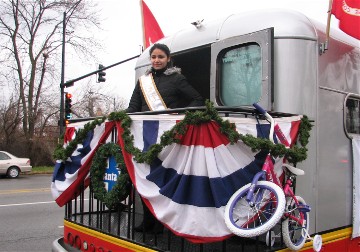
<box><xmin>51</xmin><ymin>110</ymin><xmax>303</xmax><ymax>243</ymax></box>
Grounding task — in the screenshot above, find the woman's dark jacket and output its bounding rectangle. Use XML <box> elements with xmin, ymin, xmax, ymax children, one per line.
<box><xmin>126</xmin><ymin>67</ymin><xmax>204</xmax><ymax>112</ymax></box>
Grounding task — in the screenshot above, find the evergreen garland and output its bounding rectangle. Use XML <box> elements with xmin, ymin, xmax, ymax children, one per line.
<box><xmin>89</xmin><ymin>142</ymin><xmax>131</xmax><ymax>209</ymax></box>
<box><xmin>53</xmin><ymin>117</ymin><xmax>106</xmax><ymax>160</ymax></box>
<box><xmin>107</xmin><ymin>100</ymin><xmax>312</xmax><ymax>165</ymax></box>
<box><xmin>53</xmin><ymin>100</ymin><xmax>313</xmax><ymax>207</ymax></box>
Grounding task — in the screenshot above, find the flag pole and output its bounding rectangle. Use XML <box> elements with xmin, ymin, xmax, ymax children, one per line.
<box><xmin>140</xmin><ymin>0</ymin><xmax>145</xmax><ymax>51</ymax></box>
<box><xmin>324</xmin><ymin>0</ymin><xmax>334</xmax><ymax>52</ymax></box>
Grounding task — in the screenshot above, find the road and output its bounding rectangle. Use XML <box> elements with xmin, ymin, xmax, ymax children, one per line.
<box><xmin>0</xmin><ymin>174</ymin><xmax>64</xmax><ymax>252</ymax></box>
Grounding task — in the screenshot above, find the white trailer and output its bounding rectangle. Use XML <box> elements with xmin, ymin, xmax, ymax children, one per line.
<box><xmin>53</xmin><ymin>8</ymin><xmax>360</xmax><ymax>252</ymax></box>
<box><xmin>135</xmin><ymin>8</ymin><xmax>360</xmax><ymax>249</ymax></box>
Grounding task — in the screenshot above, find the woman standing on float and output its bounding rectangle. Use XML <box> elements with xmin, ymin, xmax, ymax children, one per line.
<box><xmin>126</xmin><ymin>43</ymin><xmax>204</xmax><ymax>113</ymax></box>
<box><xmin>126</xmin><ymin>43</ymin><xmax>204</xmax><ymax>232</ymax></box>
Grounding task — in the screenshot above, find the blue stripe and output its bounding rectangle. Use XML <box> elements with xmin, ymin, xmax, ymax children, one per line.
<box><xmin>52</xmin><ymin>130</ymin><xmax>94</xmax><ymax>182</ymax></box>
<box><xmin>256</xmin><ymin>123</ymin><xmax>279</xmax><ymax>144</ymax></box>
<box><xmin>146</xmin><ymin>151</ymin><xmax>266</xmax><ymax>208</ymax></box>
<box><xmin>52</xmin><ymin>161</ymin><xmax>64</xmax><ymax>182</ymax></box>
<box><xmin>142</xmin><ymin>120</ymin><xmax>159</xmax><ymax>151</ymax></box>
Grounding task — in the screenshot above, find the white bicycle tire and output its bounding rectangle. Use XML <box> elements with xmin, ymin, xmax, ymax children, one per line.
<box><xmin>224</xmin><ymin>181</ymin><xmax>286</xmax><ymax>238</ymax></box>
<box><xmin>282</xmin><ymin>196</ymin><xmax>309</xmax><ymax>251</ymax></box>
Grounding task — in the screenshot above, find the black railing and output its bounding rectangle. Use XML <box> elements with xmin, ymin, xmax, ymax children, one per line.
<box><xmin>62</xmin><ymin>108</ymin><xmax>297</xmax><ymax>251</ymax></box>
<box><xmin>64</xmin><ymin>182</ymin><xmax>293</xmax><ymax>252</ymax></box>
<box><xmin>66</xmin><ymin>106</ymin><xmax>298</xmax><ymax>124</ymax></box>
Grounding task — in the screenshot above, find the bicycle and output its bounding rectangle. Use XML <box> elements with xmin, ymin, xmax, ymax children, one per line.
<box><xmin>224</xmin><ymin>103</ymin><xmax>314</xmax><ymax>251</ymax></box>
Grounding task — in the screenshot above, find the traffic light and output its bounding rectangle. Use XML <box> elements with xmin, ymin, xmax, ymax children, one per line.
<box><xmin>97</xmin><ymin>64</ymin><xmax>106</xmax><ymax>82</ymax></box>
<box><xmin>64</xmin><ymin>92</ymin><xmax>72</xmax><ymax>123</ymax></box>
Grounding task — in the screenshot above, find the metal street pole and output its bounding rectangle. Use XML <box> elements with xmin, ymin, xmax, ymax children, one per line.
<box><xmin>59</xmin><ymin>11</ymin><xmax>66</xmax><ymax>136</ymax></box>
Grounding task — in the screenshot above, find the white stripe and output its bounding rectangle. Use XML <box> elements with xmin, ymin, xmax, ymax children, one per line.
<box><xmin>0</xmin><ymin>201</ymin><xmax>56</xmax><ymax>207</ymax></box>
<box><xmin>148</xmin><ymin>192</ymin><xmax>231</xmax><ymax>237</ymax></box>
<box><xmin>235</xmin><ymin>123</ymin><xmax>258</xmax><ymax>136</ymax></box>
<box><xmin>131</xmin><ymin>119</ymin><xmax>177</xmax><ymax>151</ymax></box>
<box><xmin>215</xmin><ymin>143</ymin><xmax>255</xmax><ymax>176</ymax></box>
<box><xmin>133</xmin><ymin>162</ymin><xmax>158</xmax><ymax>194</ymax></box>
<box><xmin>157</xmin><ymin>120</ymin><xmax>177</xmax><ymax>143</ymax></box>
<box><xmin>158</xmin><ymin>143</ymin><xmax>255</xmax><ymax>177</ymax></box>
<box><xmin>131</xmin><ymin>120</ymin><xmax>145</xmax><ymax>150</ymax></box>
<box><xmin>277</xmin><ymin>121</ymin><xmax>292</xmax><ymax>145</ymax></box>
<box><xmin>0</xmin><ymin>198</ymin><xmax>89</xmax><ymax>208</ymax></box>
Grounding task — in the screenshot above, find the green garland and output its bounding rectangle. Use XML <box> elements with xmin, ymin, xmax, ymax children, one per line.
<box><xmin>107</xmin><ymin>100</ymin><xmax>313</xmax><ymax>165</ymax></box>
<box><xmin>90</xmin><ymin>142</ymin><xmax>131</xmax><ymax>209</ymax></box>
<box><xmin>53</xmin><ymin>100</ymin><xmax>313</xmax><ymax>207</ymax></box>
<box><xmin>53</xmin><ymin>116</ymin><xmax>106</xmax><ymax>160</ymax></box>
<box><xmin>238</xmin><ymin>114</ymin><xmax>313</xmax><ymax>165</ymax></box>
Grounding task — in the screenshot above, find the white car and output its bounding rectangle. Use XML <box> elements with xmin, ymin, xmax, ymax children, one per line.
<box><xmin>0</xmin><ymin>151</ymin><xmax>32</xmax><ymax>178</ymax></box>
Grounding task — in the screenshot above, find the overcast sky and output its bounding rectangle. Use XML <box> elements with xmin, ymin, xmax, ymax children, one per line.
<box><xmin>65</xmin><ymin>0</ymin><xmax>339</xmax><ymax>105</ymax></box>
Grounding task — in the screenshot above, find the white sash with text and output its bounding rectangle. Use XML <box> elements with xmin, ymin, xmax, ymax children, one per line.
<box><xmin>139</xmin><ymin>74</ymin><xmax>167</xmax><ymax>111</ymax></box>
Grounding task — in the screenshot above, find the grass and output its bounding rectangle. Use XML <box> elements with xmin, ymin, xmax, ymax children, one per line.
<box><xmin>30</xmin><ymin>166</ymin><xmax>54</xmax><ymax>174</ymax></box>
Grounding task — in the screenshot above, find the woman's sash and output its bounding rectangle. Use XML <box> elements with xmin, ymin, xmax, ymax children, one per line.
<box><xmin>139</xmin><ymin>74</ymin><xmax>167</xmax><ymax>111</ymax></box>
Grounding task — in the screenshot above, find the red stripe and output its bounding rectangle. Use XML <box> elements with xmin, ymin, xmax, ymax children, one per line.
<box><xmin>64</xmin><ymin>127</ymin><xmax>75</xmax><ymax>144</ymax></box>
<box><xmin>179</xmin><ymin>121</ymin><xmax>230</xmax><ymax>147</ymax></box>
<box><xmin>116</xmin><ymin>122</ymin><xmax>137</xmax><ymax>187</ymax></box>
<box><xmin>289</xmin><ymin>120</ymin><xmax>301</xmax><ymax>146</ymax></box>
<box><xmin>274</xmin><ymin>124</ymin><xmax>290</xmax><ymax>147</ymax></box>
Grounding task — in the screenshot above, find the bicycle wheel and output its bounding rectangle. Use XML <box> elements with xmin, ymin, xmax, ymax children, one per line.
<box><xmin>282</xmin><ymin>196</ymin><xmax>309</xmax><ymax>251</ymax></box>
<box><xmin>224</xmin><ymin>181</ymin><xmax>286</xmax><ymax>238</ymax></box>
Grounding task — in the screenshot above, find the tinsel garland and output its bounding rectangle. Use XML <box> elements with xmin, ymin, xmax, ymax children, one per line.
<box><xmin>89</xmin><ymin>142</ymin><xmax>131</xmax><ymax>209</ymax></box>
<box><xmin>53</xmin><ymin>100</ymin><xmax>313</xmax><ymax>207</ymax></box>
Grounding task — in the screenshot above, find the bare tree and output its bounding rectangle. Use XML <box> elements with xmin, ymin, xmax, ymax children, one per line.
<box><xmin>70</xmin><ymin>81</ymin><xmax>128</xmax><ymax>118</ymax></box>
<box><xmin>0</xmin><ymin>0</ymin><xmax>102</xmax><ymax>162</ymax></box>
<box><xmin>0</xmin><ymin>97</ymin><xmax>22</xmax><ymax>147</ymax></box>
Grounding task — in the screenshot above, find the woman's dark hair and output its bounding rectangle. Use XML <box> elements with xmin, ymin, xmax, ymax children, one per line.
<box><xmin>149</xmin><ymin>43</ymin><xmax>171</xmax><ymax>57</ymax></box>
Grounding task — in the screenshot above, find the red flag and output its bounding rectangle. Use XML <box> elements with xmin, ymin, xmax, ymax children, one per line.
<box><xmin>331</xmin><ymin>0</ymin><xmax>360</xmax><ymax>40</ymax></box>
<box><xmin>140</xmin><ymin>0</ymin><xmax>164</xmax><ymax>48</ymax></box>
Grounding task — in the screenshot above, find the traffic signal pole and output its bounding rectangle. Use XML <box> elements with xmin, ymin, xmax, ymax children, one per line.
<box><xmin>58</xmin><ymin>54</ymin><xmax>140</xmax><ymax>136</ymax></box>
<box><xmin>58</xmin><ymin>9</ymin><xmax>140</xmax><ymax>137</ymax></box>
<box><xmin>61</xmin><ymin>55</ymin><xmax>140</xmax><ymax>88</ymax></box>
<box><xmin>59</xmin><ymin>12</ymin><xmax>66</xmax><ymax>136</ymax></box>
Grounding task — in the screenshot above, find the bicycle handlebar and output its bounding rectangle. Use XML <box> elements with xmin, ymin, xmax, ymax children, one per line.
<box><xmin>253</xmin><ymin>103</ymin><xmax>275</xmax><ymax>143</ymax></box>
<box><xmin>252</xmin><ymin>103</ymin><xmax>267</xmax><ymax>115</ymax></box>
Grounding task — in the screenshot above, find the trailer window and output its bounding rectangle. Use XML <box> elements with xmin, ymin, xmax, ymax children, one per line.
<box><xmin>346</xmin><ymin>98</ymin><xmax>360</xmax><ymax>134</ymax></box>
<box><xmin>219</xmin><ymin>44</ymin><xmax>261</xmax><ymax>106</ymax></box>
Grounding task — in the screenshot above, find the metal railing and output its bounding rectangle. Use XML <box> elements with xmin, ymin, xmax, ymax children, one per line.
<box><xmin>63</xmin><ymin>108</ymin><xmax>296</xmax><ymax>251</ymax></box>
<box><xmin>64</xmin><ymin>184</ymin><xmax>286</xmax><ymax>252</ymax></box>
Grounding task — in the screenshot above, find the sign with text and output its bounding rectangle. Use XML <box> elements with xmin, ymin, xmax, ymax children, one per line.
<box><xmin>104</xmin><ymin>156</ymin><xmax>120</xmax><ymax>192</ymax></box>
